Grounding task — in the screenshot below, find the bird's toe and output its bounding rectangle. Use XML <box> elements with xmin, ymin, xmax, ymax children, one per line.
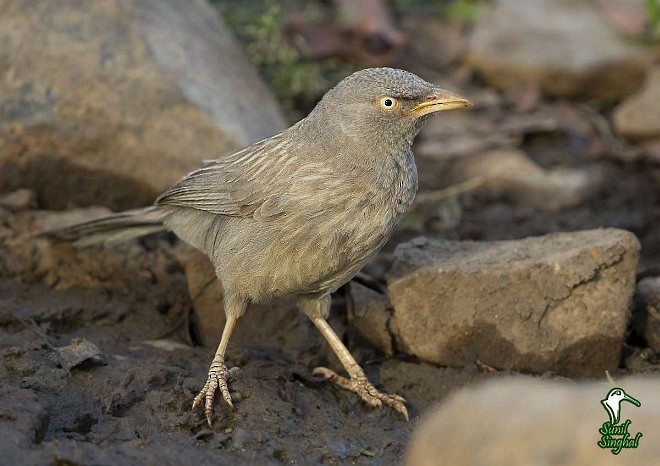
<box><xmin>193</xmin><ymin>360</ymin><xmax>239</xmax><ymax>427</ymax></box>
<box><xmin>313</xmin><ymin>367</ymin><xmax>409</xmax><ymax>421</ymax></box>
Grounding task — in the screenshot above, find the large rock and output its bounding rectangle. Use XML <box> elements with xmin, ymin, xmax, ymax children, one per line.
<box><xmin>0</xmin><ymin>0</ymin><xmax>286</xmax><ymax>210</ymax></box>
<box><xmin>174</xmin><ymin>248</ymin><xmax>340</xmax><ymax>364</ymax></box>
<box><xmin>174</xmin><ymin>247</ymin><xmax>303</xmax><ymax>351</ymax></box>
<box><xmin>451</xmin><ymin>149</ymin><xmax>604</xmax><ymax>211</ymax></box>
<box><xmin>466</xmin><ymin>0</ymin><xmax>648</xmax><ymax>99</ymax></box>
<box><xmin>387</xmin><ymin>229</ymin><xmax>640</xmax><ymax>377</ymax></box>
<box><xmin>407</xmin><ymin>377</ymin><xmax>660</xmax><ymax>466</ymax></box>
<box><xmin>400</xmin><ymin>17</ymin><xmax>466</xmax><ymax>70</ymax></box>
<box><xmin>613</xmin><ymin>67</ymin><xmax>660</xmax><ymax>140</ymax></box>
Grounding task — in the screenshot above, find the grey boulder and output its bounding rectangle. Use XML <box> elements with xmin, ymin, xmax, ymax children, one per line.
<box><xmin>387</xmin><ymin>229</ymin><xmax>640</xmax><ymax>377</ymax></box>
<box><xmin>0</xmin><ymin>0</ymin><xmax>286</xmax><ymax>209</ymax></box>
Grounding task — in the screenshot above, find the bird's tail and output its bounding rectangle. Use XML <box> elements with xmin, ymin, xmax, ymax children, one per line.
<box><xmin>42</xmin><ymin>206</ymin><xmax>168</xmax><ymax>247</ymax></box>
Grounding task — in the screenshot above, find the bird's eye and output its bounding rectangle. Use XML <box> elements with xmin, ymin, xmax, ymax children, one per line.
<box><xmin>378</xmin><ymin>96</ymin><xmax>398</xmax><ymax>111</ymax></box>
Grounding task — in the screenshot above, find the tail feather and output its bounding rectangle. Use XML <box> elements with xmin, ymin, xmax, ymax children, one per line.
<box><xmin>43</xmin><ymin>207</ymin><xmax>168</xmax><ymax>247</ymax></box>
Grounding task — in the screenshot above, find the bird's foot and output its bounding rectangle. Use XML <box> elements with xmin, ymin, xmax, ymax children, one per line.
<box><xmin>192</xmin><ymin>360</ymin><xmax>241</xmax><ymax>427</ymax></box>
<box><xmin>313</xmin><ymin>367</ymin><xmax>409</xmax><ymax>421</ymax></box>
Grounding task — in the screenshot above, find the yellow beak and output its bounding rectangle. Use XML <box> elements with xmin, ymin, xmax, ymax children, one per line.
<box><xmin>408</xmin><ymin>90</ymin><xmax>471</xmax><ymax>117</ymax></box>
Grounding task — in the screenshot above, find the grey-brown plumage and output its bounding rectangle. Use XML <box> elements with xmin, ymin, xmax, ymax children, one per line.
<box><xmin>47</xmin><ymin>68</ymin><xmax>470</xmax><ymax>425</ymax></box>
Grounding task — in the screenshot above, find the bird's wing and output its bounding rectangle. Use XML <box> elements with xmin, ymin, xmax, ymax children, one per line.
<box><xmin>156</xmin><ymin>132</ymin><xmax>299</xmax><ymax>220</ymax></box>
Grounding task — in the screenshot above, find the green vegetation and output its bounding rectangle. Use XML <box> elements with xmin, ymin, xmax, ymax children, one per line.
<box><xmin>212</xmin><ymin>0</ymin><xmax>492</xmax><ymax>118</ymax></box>
<box><xmin>389</xmin><ymin>0</ymin><xmax>486</xmax><ymax>23</ymax></box>
<box><xmin>211</xmin><ymin>0</ymin><xmax>354</xmax><ymax>120</ymax></box>
<box><xmin>647</xmin><ymin>0</ymin><xmax>660</xmax><ymax>37</ymax></box>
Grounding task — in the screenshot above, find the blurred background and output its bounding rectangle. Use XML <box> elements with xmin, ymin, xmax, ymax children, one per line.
<box><xmin>2</xmin><ymin>0</ymin><xmax>659</xmax><ymax>268</ymax></box>
<box><xmin>208</xmin><ymin>0</ymin><xmax>660</xmax><ymax>273</ymax></box>
<box><xmin>1</xmin><ymin>1</ymin><xmax>659</xmax><ymax>464</ymax></box>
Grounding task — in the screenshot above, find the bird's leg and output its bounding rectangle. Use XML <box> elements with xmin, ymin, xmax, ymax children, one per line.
<box><xmin>192</xmin><ymin>295</ymin><xmax>247</xmax><ymax>427</ymax></box>
<box><xmin>299</xmin><ymin>294</ymin><xmax>408</xmax><ymax>420</ymax></box>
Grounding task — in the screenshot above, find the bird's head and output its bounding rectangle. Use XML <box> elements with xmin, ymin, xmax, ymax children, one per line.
<box><xmin>604</xmin><ymin>388</ymin><xmax>641</xmax><ymax>408</ymax></box>
<box><xmin>310</xmin><ymin>67</ymin><xmax>470</xmax><ymax>145</ymax></box>
<box><xmin>601</xmin><ymin>387</ymin><xmax>641</xmax><ymax>424</ymax></box>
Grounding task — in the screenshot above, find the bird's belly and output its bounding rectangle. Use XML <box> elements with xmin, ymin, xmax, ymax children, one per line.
<box><xmin>275</xmin><ymin>200</ymin><xmax>403</xmax><ymax>295</ymax></box>
<box><xmin>211</xmin><ymin>169</ymin><xmax>416</xmax><ymax>301</ymax></box>
<box><xmin>212</xmin><ymin>204</ymin><xmax>399</xmax><ymax>301</ymax></box>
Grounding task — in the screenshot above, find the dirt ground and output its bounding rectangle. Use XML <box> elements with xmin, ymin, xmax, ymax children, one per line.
<box><xmin>0</xmin><ymin>209</ymin><xmax>514</xmax><ymax>465</ymax></box>
<box><xmin>1</xmin><ymin>131</ymin><xmax>658</xmax><ymax>465</ymax></box>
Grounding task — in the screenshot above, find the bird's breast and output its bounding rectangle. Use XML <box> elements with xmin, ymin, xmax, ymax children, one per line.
<box><xmin>322</xmin><ymin>147</ymin><xmax>418</xmax><ymax>259</ymax></box>
<box><xmin>220</xmin><ymin>148</ymin><xmax>418</xmax><ymax>298</ymax></box>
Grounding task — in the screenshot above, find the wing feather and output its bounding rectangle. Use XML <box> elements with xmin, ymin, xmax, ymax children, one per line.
<box><xmin>155</xmin><ymin>132</ymin><xmax>298</xmax><ymax>220</ymax></box>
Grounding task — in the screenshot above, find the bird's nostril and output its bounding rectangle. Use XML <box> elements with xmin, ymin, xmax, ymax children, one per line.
<box><xmin>426</xmin><ymin>95</ymin><xmax>438</xmax><ymax>101</ymax></box>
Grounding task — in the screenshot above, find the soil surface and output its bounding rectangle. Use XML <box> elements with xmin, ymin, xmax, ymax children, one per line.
<box><xmin>1</xmin><ymin>146</ymin><xmax>657</xmax><ymax>465</ymax></box>
<box><xmin>0</xmin><ymin>211</ymin><xmax>512</xmax><ymax>465</ymax></box>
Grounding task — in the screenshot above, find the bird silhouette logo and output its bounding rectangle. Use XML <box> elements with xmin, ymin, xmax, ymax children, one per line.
<box><xmin>600</xmin><ymin>387</ymin><xmax>641</xmax><ymax>425</ymax></box>
<box><xmin>597</xmin><ymin>387</ymin><xmax>643</xmax><ymax>455</ymax></box>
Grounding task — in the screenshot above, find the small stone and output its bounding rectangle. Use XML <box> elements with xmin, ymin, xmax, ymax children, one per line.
<box><xmin>174</xmin><ymin>247</ymin><xmax>319</xmax><ymax>360</ymax></box>
<box><xmin>452</xmin><ymin>149</ymin><xmax>604</xmax><ymax>211</ymax></box>
<box><xmin>407</xmin><ymin>377</ymin><xmax>660</xmax><ymax>466</ymax></box>
<box><xmin>347</xmin><ymin>282</ymin><xmax>394</xmax><ymax>355</ymax></box>
<box><xmin>624</xmin><ymin>347</ymin><xmax>660</xmax><ymax>374</ymax></box>
<box><xmin>174</xmin><ymin>247</ymin><xmax>226</xmax><ymax>348</ymax></box>
<box><xmin>142</xmin><ymin>340</ymin><xmax>192</xmax><ymax>352</ymax></box>
<box><xmin>633</xmin><ymin>277</ymin><xmax>660</xmax><ymax>352</ymax></box>
<box><xmin>56</xmin><ymin>338</ymin><xmax>107</xmax><ymax>371</ymax></box>
<box><xmin>466</xmin><ymin>0</ymin><xmax>648</xmax><ymax>99</ymax></box>
<box><xmin>639</xmin><ymin>139</ymin><xmax>660</xmax><ymax>164</ymax></box>
<box><xmin>613</xmin><ymin>67</ymin><xmax>660</xmax><ymax>140</ymax></box>
<box><xmin>2</xmin><ymin>347</ymin><xmax>38</xmax><ymax>377</ymax></box>
<box><xmin>387</xmin><ymin>229</ymin><xmax>640</xmax><ymax>377</ymax></box>
<box><xmin>0</xmin><ymin>189</ymin><xmax>37</xmax><ymax>211</ymax></box>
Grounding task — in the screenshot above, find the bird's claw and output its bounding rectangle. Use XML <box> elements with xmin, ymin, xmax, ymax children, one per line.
<box><xmin>192</xmin><ymin>361</ymin><xmax>240</xmax><ymax>427</ymax></box>
<box><xmin>313</xmin><ymin>366</ymin><xmax>409</xmax><ymax>421</ymax></box>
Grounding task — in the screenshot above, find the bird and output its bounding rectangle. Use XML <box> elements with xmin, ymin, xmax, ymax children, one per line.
<box><xmin>601</xmin><ymin>387</ymin><xmax>641</xmax><ymax>425</ymax></box>
<box><xmin>46</xmin><ymin>67</ymin><xmax>470</xmax><ymax>426</ymax></box>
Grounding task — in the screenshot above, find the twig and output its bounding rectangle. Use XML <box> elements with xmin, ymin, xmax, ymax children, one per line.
<box><xmin>605</xmin><ymin>369</ymin><xmax>616</xmax><ymax>385</ymax></box>
<box><xmin>414</xmin><ymin>176</ymin><xmax>489</xmax><ymax>206</ymax></box>
<box><xmin>577</xmin><ymin>104</ymin><xmax>640</xmax><ymax>162</ymax></box>
<box><xmin>3</xmin><ymin>313</ymin><xmax>55</xmax><ymax>350</ymax></box>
